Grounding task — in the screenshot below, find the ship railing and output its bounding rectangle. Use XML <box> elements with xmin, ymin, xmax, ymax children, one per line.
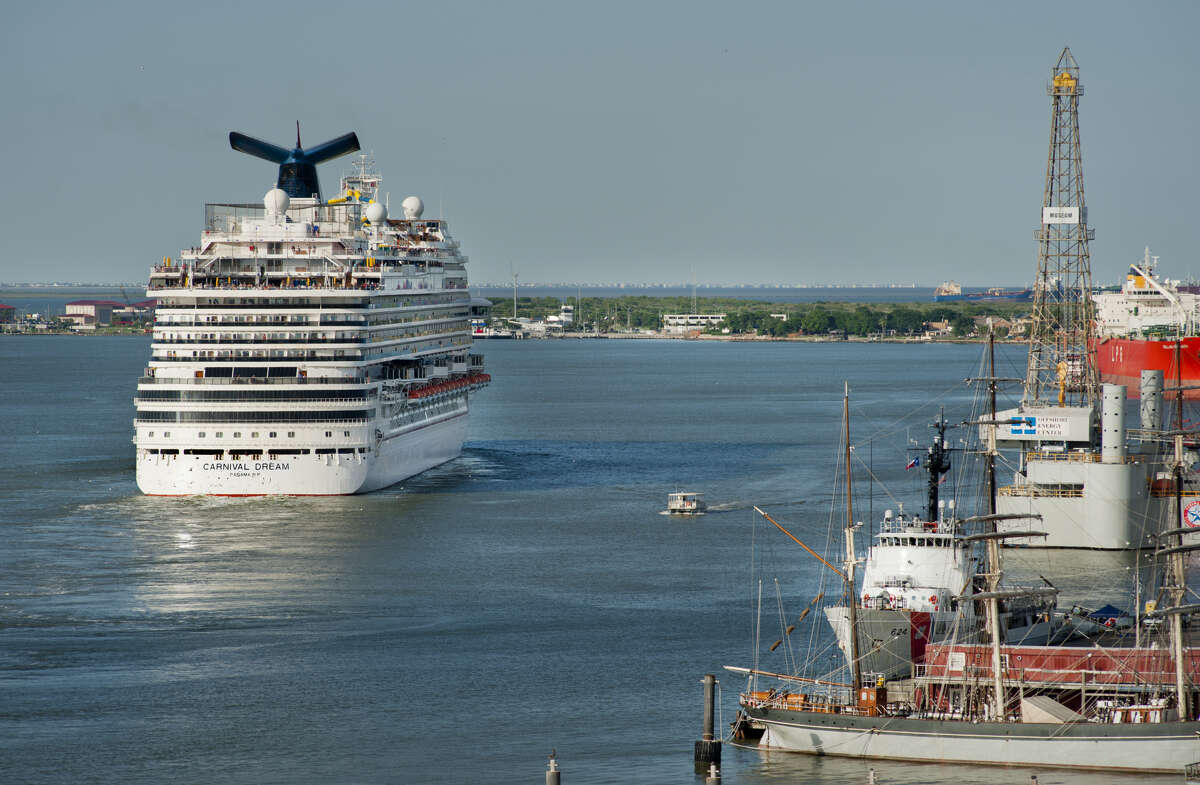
<box><xmin>153</xmin><ymin>319</ymin><xmax>371</xmax><ymax>328</ymax></box>
<box><xmin>149</xmin><ymin>280</ymin><xmax>387</xmax><ymax>293</ymax></box>
<box><xmin>918</xmin><ymin>666</ymin><xmax>1186</xmax><ymax>688</ymax></box>
<box><xmin>151</xmin><ymin>355</ymin><xmax>365</xmax><ymax>363</ymax></box>
<box><xmin>1149</xmin><ymin>487</ymin><xmax>1200</xmax><ymax>499</ymax></box>
<box><xmin>152</xmin><ymin>337</ymin><xmax>369</xmax><ymax>345</ymax></box>
<box><xmin>133</xmin><ymin>417</ymin><xmax>371</xmax><ymax>425</ymax></box>
<box><xmin>1026</xmin><ymin>450</ymin><xmax>1107</xmax><ymax>463</ymax></box>
<box><xmin>147</xmin><ymin>278</ymin><xmax>462</xmax><ymax>293</ymax></box>
<box><xmin>879</xmin><ymin>518</ymin><xmax>945</xmax><ymax>534</ymax></box>
<box><xmin>135</xmin><ymin>395</ymin><xmax>374</xmax><ymax>405</ymax></box>
<box><xmin>997</xmin><ymin>485</ymin><xmax>1084</xmax><ymax>498</ymax></box>
<box><xmin>137</xmin><ymin>376</ymin><xmax>368</xmax><ymax>385</ymax></box>
<box><xmin>740</xmin><ymin>689</ymin><xmax>856</xmax><ymax>712</ymax></box>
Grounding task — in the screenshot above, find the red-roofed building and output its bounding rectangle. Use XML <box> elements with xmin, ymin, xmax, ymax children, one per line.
<box><xmin>0</xmin><ymin>303</ymin><xmax>15</xmax><ymax>324</ymax></box>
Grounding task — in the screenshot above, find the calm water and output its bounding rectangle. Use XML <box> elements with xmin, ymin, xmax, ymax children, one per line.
<box><xmin>0</xmin><ymin>337</ymin><xmax>1170</xmax><ymax>784</ymax></box>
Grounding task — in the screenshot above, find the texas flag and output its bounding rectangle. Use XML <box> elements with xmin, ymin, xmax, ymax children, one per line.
<box><xmin>905</xmin><ymin>457</ymin><xmax>920</xmax><ymax>470</ymax></box>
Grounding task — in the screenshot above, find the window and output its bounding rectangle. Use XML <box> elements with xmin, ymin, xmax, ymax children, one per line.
<box><xmin>343</xmin><ymin>430</ymin><xmax>350</xmax><ymax>437</ymax></box>
<box><xmin>164</xmin><ymin>431</ymin><xmax>170</xmax><ymax>437</ymax></box>
<box><xmin>233</xmin><ymin>432</ymin><xmax>241</xmax><ymax>438</ymax></box>
<box><xmin>269</xmin><ymin>431</ymin><xmax>277</xmax><ymax>438</ymax></box>
<box><xmin>251</xmin><ymin>431</ymin><xmax>259</xmax><ymax>438</ymax></box>
<box><xmin>215</xmin><ymin>432</ymin><xmax>223</xmax><ymax>438</ymax></box>
<box><xmin>198</xmin><ymin>432</ymin><xmax>206</xmax><ymax>438</ymax></box>
<box><xmin>325</xmin><ymin>431</ymin><xmax>332</xmax><ymax>438</ymax></box>
<box><xmin>287</xmin><ymin>431</ymin><xmax>295</xmax><ymax>438</ymax></box>
<box><xmin>148</xmin><ymin>431</ymin><xmax>155</xmax><ymax>437</ymax></box>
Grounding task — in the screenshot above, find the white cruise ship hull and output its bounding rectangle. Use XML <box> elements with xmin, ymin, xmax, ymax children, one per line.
<box><xmin>137</xmin><ymin>412</ymin><xmax>468</xmax><ymax>496</ymax></box>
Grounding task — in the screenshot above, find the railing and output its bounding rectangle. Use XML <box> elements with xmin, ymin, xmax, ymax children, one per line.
<box><xmin>741</xmin><ymin>690</ymin><xmax>860</xmax><ymax>714</ymax></box>
<box><xmin>1026</xmin><ymin>450</ymin><xmax>1101</xmax><ymax>463</ymax></box>
<box><xmin>150</xmin><ymin>280</ymin><xmax>386</xmax><ymax>292</ymax></box>
<box><xmin>152</xmin><ymin>295</ymin><xmax>463</xmax><ymax>311</ymax></box>
<box><xmin>1149</xmin><ymin>487</ymin><xmax>1200</xmax><ymax>499</ymax></box>
<box><xmin>138</xmin><ymin>376</ymin><xmax>368</xmax><ymax>385</ymax></box>
<box><xmin>919</xmin><ymin>663</ymin><xmax>1184</xmax><ymax>688</ymax></box>
<box><xmin>152</xmin><ymin>354</ymin><xmax>364</xmax><ymax>362</ymax></box>
<box><xmin>997</xmin><ymin>485</ymin><xmax>1084</xmax><ymax>498</ymax></box>
<box><xmin>136</xmin><ymin>395</ymin><xmax>372</xmax><ymax>404</ymax></box>
<box><xmin>152</xmin><ymin>337</ymin><xmax>369</xmax><ymax>345</ymax></box>
<box><xmin>134</xmin><ymin>416</ymin><xmax>370</xmax><ymax>424</ymax></box>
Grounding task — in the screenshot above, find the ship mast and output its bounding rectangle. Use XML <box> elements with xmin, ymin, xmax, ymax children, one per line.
<box><xmin>1023</xmin><ymin>47</ymin><xmax>1098</xmax><ymax>408</ymax></box>
<box><xmin>988</xmin><ymin>329</ymin><xmax>998</xmax><ymax>515</ymax></box>
<box><xmin>842</xmin><ymin>382</ymin><xmax>862</xmax><ymax>691</ymax></box>
<box><xmin>925</xmin><ymin>411</ymin><xmax>951</xmax><ymax>522</ymax></box>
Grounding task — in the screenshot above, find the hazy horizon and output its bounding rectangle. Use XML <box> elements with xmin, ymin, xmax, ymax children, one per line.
<box><xmin>5</xmin><ymin>1</ymin><xmax>1199</xmax><ymax>287</ymax></box>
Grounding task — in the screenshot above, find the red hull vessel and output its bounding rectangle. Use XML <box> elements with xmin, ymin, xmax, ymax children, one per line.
<box><xmin>1094</xmin><ymin>336</ymin><xmax>1200</xmax><ymax>398</ymax></box>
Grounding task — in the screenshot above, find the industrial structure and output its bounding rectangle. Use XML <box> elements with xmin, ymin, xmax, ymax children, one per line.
<box><xmin>1023</xmin><ymin>46</ymin><xmax>1098</xmax><ymax>407</ymax></box>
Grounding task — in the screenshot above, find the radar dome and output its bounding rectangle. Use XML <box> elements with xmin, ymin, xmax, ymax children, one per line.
<box><xmin>364</xmin><ymin>202</ymin><xmax>388</xmax><ymax>224</ymax></box>
<box><xmin>263</xmin><ymin>188</ymin><xmax>290</xmax><ymax>214</ymax></box>
<box><xmin>401</xmin><ymin>195</ymin><xmax>424</xmax><ymax>219</ymax></box>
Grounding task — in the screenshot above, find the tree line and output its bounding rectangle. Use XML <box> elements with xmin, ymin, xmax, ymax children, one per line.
<box><xmin>490</xmin><ymin>295</ymin><xmax>1025</xmax><ymax>337</ymax></box>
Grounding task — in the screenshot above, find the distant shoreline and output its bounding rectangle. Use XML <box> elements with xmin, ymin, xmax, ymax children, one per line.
<box><xmin>479</xmin><ymin>332</ymin><xmax>1020</xmax><ymax>344</ymax></box>
<box><xmin>1</xmin><ymin>330</ymin><xmax>1017</xmax><ymax>344</ymax></box>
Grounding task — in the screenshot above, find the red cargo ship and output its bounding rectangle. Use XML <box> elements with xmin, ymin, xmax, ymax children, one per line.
<box><xmin>1094</xmin><ymin>335</ymin><xmax>1200</xmax><ymax>398</ymax></box>
<box><xmin>1093</xmin><ymin>249</ymin><xmax>1200</xmax><ymax>398</ymax></box>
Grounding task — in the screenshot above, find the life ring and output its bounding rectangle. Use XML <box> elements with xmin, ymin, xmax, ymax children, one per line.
<box><xmin>929</xmin><ymin>595</ymin><xmax>938</xmax><ymax>605</ymax></box>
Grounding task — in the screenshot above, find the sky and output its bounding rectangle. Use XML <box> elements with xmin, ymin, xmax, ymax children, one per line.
<box><xmin>3</xmin><ymin>1</ymin><xmax>1199</xmax><ymax>287</ymax></box>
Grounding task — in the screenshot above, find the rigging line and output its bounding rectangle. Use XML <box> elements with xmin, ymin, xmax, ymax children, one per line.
<box><xmin>717</xmin><ymin>681</ymin><xmax>724</xmax><ymax>746</ymax></box>
<box><xmin>773</xmin><ymin>579</ymin><xmax>795</xmax><ymax>675</ymax></box>
<box><xmin>756</xmin><ymin>507</ymin><xmax>845</xmax><ymax>579</ymax></box>
<box><xmin>849</xmin><ymin>379</ymin><xmax>971</xmax><ymax>450</ymax></box>
<box><xmin>849</xmin><ymin>450</ymin><xmax>904</xmax><ymax>511</ymax></box>
<box><xmin>749</xmin><ymin>508</ymin><xmax>759</xmax><ymax>668</ymax></box>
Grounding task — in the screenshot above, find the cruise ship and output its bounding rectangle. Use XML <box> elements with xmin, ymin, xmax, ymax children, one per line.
<box><xmin>134</xmin><ymin>127</ymin><xmax>490</xmax><ymax>495</ymax></box>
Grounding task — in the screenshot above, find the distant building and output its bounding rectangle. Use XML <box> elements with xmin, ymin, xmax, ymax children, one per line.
<box><xmin>0</xmin><ymin>304</ymin><xmax>15</xmax><ymax>324</ymax></box>
<box><xmin>923</xmin><ymin>319</ymin><xmax>953</xmax><ymax>339</ymax></box>
<box><xmin>973</xmin><ymin>316</ymin><xmax>1014</xmax><ymax>332</ymax></box>
<box><xmin>662</xmin><ymin>313</ymin><xmax>726</xmax><ymax>334</ymax></box>
<box><xmin>113</xmin><ymin>299</ymin><xmax>157</xmax><ymax>325</ymax></box>
<box><xmin>64</xmin><ymin>299</ymin><xmax>120</xmax><ymax>329</ymax></box>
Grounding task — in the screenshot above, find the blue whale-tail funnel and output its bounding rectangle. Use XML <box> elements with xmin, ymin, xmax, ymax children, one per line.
<box><xmin>229</xmin><ymin>124</ymin><xmax>360</xmax><ymax>201</ymax></box>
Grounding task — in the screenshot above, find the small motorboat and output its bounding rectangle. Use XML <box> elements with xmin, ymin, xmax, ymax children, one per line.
<box><xmin>667</xmin><ymin>492</ymin><xmax>706</xmax><ymax>516</ymax></box>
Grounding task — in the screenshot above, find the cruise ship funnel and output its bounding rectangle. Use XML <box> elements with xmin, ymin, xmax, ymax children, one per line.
<box><xmin>229</xmin><ymin>123</ymin><xmax>360</xmax><ymax>200</ymax></box>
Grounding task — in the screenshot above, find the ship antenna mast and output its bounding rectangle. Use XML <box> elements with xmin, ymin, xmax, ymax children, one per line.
<box><xmin>1023</xmin><ymin>47</ymin><xmax>1098</xmax><ymax>407</ymax></box>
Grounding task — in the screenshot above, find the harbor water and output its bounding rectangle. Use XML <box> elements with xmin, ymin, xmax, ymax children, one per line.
<box><xmin>0</xmin><ymin>336</ymin><xmax>1174</xmax><ymax>784</ymax></box>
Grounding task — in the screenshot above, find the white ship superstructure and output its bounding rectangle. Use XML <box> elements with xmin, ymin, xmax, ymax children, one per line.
<box><xmin>134</xmin><ymin>129</ymin><xmax>489</xmax><ymax>495</ymax></box>
<box><xmin>1094</xmin><ymin>247</ymin><xmax>1200</xmax><ymax>338</ymax></box>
